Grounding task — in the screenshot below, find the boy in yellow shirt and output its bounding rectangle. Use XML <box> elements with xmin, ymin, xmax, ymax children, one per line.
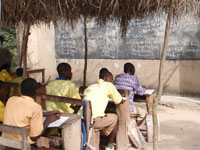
<box><xmin>46</xmin><ymin>63</ymin><xmax>81</xmax><ymax>113</ymax></box>
<box><xmin>3</xmin><ymin>78</ymin><xmax>61</xmax><ymax>149</ymax></box>
<box><xmin>84</xmin><ymin>69</ymin><xmax>123</xmax><ymax>150</ymax></box>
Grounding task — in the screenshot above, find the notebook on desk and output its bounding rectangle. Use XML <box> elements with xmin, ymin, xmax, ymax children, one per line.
<box><xmin>43</xmin><ymin>116</ymin><xmax>69</xmax><ymax>128</ymax></box>
<box><xmin>144</xmin><ymin>89</ymin><xmax>155</xmax><ymax>95</ymax></box>
<box><xmin>134</xmin><ymin>89</ymin><xmax>155</xmax><ymax>95</ymax></box>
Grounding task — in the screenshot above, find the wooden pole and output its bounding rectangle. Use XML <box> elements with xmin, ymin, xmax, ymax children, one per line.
<box><xmin>22</xmin><ymin>24</ymin><xmax>31</xmax><ymax>79</ymax></box>
<box><xmin>153</xmin><ymin>0</ymin><xmax>173</xmax><ymax>150</ymax></box>
<box><xmin>83</xmin><ymin>16</ymin><xmax>88</xmax><ymax>87</ymax></box>
<box><xmin>19</xmin><ymin>25</ymin><xmax>26</xmax><ymax>67</ymax></box>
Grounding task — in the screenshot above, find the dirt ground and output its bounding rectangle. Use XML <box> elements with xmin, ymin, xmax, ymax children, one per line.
<box><xmin>135</xmin><ymin>95</ymin><xmax>200</xmax><ymax>150</ymax></box>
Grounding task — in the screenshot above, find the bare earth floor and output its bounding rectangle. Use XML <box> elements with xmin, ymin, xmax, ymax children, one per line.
<box><xmin>134</xmin><ymin>95</ymin><xmax>200</xmax><ymax>150</ymax></box>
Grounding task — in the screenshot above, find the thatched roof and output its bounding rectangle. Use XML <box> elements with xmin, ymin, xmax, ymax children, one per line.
<box><xmin>2</xmin><ymin>0</ymin><xmax>200</xmax><ymax>34</ymax></box>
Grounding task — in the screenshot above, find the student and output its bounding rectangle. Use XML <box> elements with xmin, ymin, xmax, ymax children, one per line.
<box><xmin>84</xmin><ymin>68</ymin><xmax>123</xmax><ymax>150</ymax></box>
<box><xmin>0</xmin><ymin>64</ymin><xmax>13</xmax><ymax>82</ymax></box>
<box><xmin>9</xmin><ymin>68</ymin><xmax>23</xmax><ymax>96</ymax></box>
<box><xmin>46</xmin><ymin>63</ymin><xmax>81</xmax><ymax>113</ymax></box>
<box><xmin>2</xmin><ymin>78</ymin><xmax>61</xmax><ymax>149</ymax></box>
<box><xmin>115</xmin><ymin>62</ymin><xmax>153</xmax><ymax>114</ymax></box>
<box><xmin>0</xmin><ymin>81</ymin><xmax>6</xmax><ymax>123</ymax></box>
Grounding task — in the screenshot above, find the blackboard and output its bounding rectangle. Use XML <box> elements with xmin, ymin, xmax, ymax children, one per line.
<box><xmin>54</xmin><ymin>15</ymin><xmax>200</xmax><ymax>60</ymax></box>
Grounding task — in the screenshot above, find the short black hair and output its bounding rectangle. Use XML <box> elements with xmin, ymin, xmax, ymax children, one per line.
<box><xmin>21</xmin><ymin>78</ymin><xmax>38</xmax><ymax>97</ymax></box>
<box><xmin>57</xmin><ymin>63</ymin><xmax>71</xmax><ymax>76</ymax></box>
<box><xmin>16</xmin><ymin>68</ymin><xmax>23</xmax><ymax>77</ymax></box>
<box><xmin>0</xmin><ymin>64</ymin><xmax>10</xmax><ymax>72</ymax></box>
<box><xmin>0</xmin><ymin>36</ymin><xmax>4</xmax><ymax>44</ymax></box>
<box><xmin>99</xmin><ymin>68</ymin><xmax>109</xmax><ymax>79</ymax></box>
<box><xmin>124</xmin><ymin>62</ymin><xmax>135</xmax><ymax>75</ymax></box>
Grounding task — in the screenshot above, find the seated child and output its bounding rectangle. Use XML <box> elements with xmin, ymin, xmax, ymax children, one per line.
<box><xmin>115</xmin><ymin>62</ymin><xmax>154</xmax><ymax>115</ymax></box>
<box><xmin>83</xmin><ymin>68</ymin><xmax>123</xmax><ymax>150</ymax></box>
<box><xmin>3</xmin><ymin>78</ymin><xmax>62</xmax><ymax>149</ymax></box>
<box><xmin>46</xmin><ymin>63</ymin><xmax>81</xmax><ymax>113</ymax></box>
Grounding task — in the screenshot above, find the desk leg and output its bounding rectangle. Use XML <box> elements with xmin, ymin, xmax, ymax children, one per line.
<box><xmin>62</xmin><ymin>119</ymin><xmax>81</xmax><ymax>150</ymax></box>
<box><xmin>146</xmin><ymin>93</ymin><xmax>155</xmax><ymax>115</ymax></box>
<box><xmin>116</xmin><ymin>99</ymin><xmax>131</xmax><ymax>150</ymax></box>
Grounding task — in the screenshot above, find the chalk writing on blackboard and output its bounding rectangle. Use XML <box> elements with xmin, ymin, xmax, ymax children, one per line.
<box><xmin>54</xmin><ymin>15</ymin><xmax>200</xmax><ymax>60</ymax></box>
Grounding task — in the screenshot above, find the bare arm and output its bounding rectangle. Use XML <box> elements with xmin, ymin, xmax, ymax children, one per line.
<box><xmin>30</xmin><ymin>111</ymin><xmax>61</xmax><ymax>142</ymax></box>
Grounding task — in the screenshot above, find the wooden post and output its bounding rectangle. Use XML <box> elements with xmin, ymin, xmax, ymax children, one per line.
<box><xmin>83</xmin><ymin>16</ymin><xmax>88</xmax><ymax>87</ymax></box>
<box><xmin>153</xmin><ymin>0</ymin><xmax>173</xmax><ymax>150</ymax></box>
<box><xmin>116</xmin><ymin>90</ymin><xmax>131</xmax><ymax>150</ymax></box>
<box><xmin>22</xmin><ymin>24</ymin><xmax>31</xmax><ymax>79</ymax></box>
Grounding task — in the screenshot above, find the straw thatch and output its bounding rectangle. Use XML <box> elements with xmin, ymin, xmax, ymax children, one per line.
<box><xmin>2</xmin><ymin>0</ymin><xmax>200</xmax><ymax>35</ymax></box>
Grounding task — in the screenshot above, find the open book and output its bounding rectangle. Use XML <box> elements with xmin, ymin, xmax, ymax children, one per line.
<box><xmin>44</xmin><ymin>116</ymin><xmax>69</xmax><ymax>128</ymax></box>
<box><xmin>144</xmin><ymin>89</ymin><xmax>155</xmax><ymax>95</ymax></box>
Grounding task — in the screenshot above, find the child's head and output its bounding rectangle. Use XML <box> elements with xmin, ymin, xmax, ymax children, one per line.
<box><xmin>57</xmin><ymin>63</ymin><xmax>72</xmax><ymax>80</ymax></box>
<box><xmin>124</xmin><ymin>62</ymin><xmax>135</xmax><ymax>75</ymax></box>
<box><xmin>99</xmin><ymin>68</ymin><xmax>109</xmax><ymax>79</ymax></box>
<box><xmin>105</xmin><ymin>71</ymin><xmax>113</xmax><ymax>83</ymax></box>
<box><xmin>16</xmin><ymin>68</ymin><xmax>23</xmax><ymax>77</ymax></box>
<box><xmin>99</xmin><ymin>68</ymin><xmax>113</xmax><ymax>83</ymax></box>
<box><xmin>21</xmin><ymin>78</ymin><xmax>38</xmax><ymax>98</ymax></box>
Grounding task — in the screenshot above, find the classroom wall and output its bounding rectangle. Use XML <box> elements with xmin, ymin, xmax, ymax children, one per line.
<box><xmin>25</xmin><ymin>23</ymin><xmax>200</xmax><ymax>96</ymax></box>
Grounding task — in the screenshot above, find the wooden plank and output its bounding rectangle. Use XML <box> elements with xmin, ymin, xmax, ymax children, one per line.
<box><xmin>0</xmin><ymin>137</ymin><xmax>22</xmax><ymax>149</ymax></box>
<box><xmin>21</xmin><ymin>129</ymin><xmax>30</xmax><ymax>150</ymax></box>
<box><xmin>62</xmin><ymin>118</ymin><xmax>81</xmax><ymax>150</ymax></box>
<box><xmin>41</xmin><ymin>94</ymin><xmax>82</xmax><ymax>106</ymax></box>
<box><xmin>27</xmin><ymin>69</ymin><xmax>45</xmax><ymax>83</ymax></box>
<box><xmin>0</xmin><ymin>124</ymin><xmax>29</xmax><ymax>137</ymax></box>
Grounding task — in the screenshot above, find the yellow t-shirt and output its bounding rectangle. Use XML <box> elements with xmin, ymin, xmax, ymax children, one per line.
<box><xmin>84</xmin><ymin>79</ymin><xmax>122</xmax><ymax>119</ymax></box>
<box><xmin>46</xmin><ymin>79</ymin><xmax>81</xmax><ymax>113</ymax></box>
<box><xmin>0</xmin><ymin>69</ymin><xmax>13</xmax><ymax>82</ymax></box>
<box><xmin>0</xmin><ymin>101</ymin><xmax>5</xmax><ymax>122</ymax></box>
<box><xmin>3</xmin><ymin>96</ymin><xmax>43</xmax><ymax>144</ymax></box>
<box><xmin>9</xmin><ymin>77</ymin><xmax>23</xmax><ymax>96</ymax></box>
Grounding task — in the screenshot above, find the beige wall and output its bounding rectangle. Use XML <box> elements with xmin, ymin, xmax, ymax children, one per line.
<box><xmin>26</xmin><ymin>24</ymin><xmax>200</xmax><ymax>96</ymax></box>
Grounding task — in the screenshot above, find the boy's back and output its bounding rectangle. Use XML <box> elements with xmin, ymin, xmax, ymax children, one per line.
<box><xmin>46</xmin><ymin>79</ymin><xmax>81</xmax><ymax>113</ymax></box>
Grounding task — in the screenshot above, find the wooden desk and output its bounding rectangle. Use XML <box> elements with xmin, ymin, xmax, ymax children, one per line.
<box><xmin>116</xmin><ymin>90</ymin><xmax>132</xmax><ymax>150</ymax></box>
<box><xmin>27</xmin><ymin>69</ymin><xmax>45</xmax><ymax>83</ymax></box>
<box><xmin>59</xmin><ymin>113</ymin><xmax>82</xmax><ymax>150</ymax></box>
<box><xmin>107</xmin><ymin>90</ymin><xmax>146</xmax><ymax>150</ymax></box>
<box><xmin>37</xmin><ymin>94</ymin><xmax>82</xmax><ymax>150</ymax></box>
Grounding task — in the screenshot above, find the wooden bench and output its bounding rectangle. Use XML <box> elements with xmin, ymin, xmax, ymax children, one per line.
<box><xmin>0</xmin><ymin>124</ymin><xmax>30</xmax><ymax>150</ymax></box>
